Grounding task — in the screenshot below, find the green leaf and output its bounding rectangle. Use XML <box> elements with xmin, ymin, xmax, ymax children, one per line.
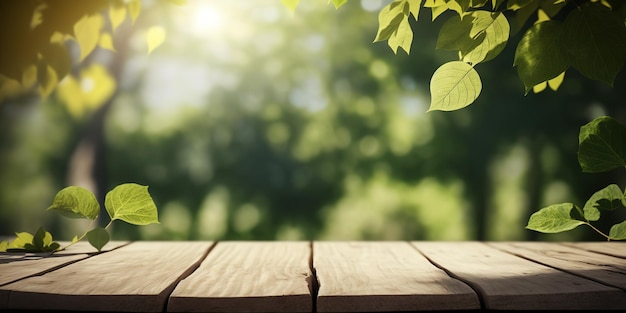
<box><xmin>281</xmin><ymin>0</ymin><xmax>300</xmax><ymax>12</ymax></box>
<box><xmin>506</xmin><ymin>0</ymin><xmax>534</xmax><ymax>11</ymax></box>
<box><xmin>47</xmin><ymin>186</ymin><xmax>100</xmax><ymax>220</ymax></box>
<box><xmin>429</xmin><ymin>61</ymin><xmax>482</xmax><ymax>111</ymax></box>
<box><xmin>11</xmin><ymin>232</ymin><xmax>34</xmax><ymax>249</ymax></box>
<box><xmin>330</xmin><ymin>0</ymin><xmax>348</xmax><ymax>9</ymax></box>
<box><xmin>461</xmin><ymin>11</ymin><xmax>509</xmax><ymax>64</ymax></box>
<box><xmin>436</xmin><ymin>15</ymin><xmax>476</xmax><ymax>52</ymax></box>
<box><xmin>388</xmin><ymin>12</ymin><xmax>413</xmax><ymax>54</ymax></box>
<box><xmin>31</xmin><ymin>226</ymin><xmax>46</xmax><ymax>251</ymax></box>
<box><xmin>561</xmin><ymin>2</ymin><xmax>626</xmax><ymax>87</ymax></box>
<box><xmin>374</xmin><ymin>1</ymin><xmax>408</xmax><ymax>43</ymax></box>
<box><xmin>146</xmin><ymin>26</ymin><xmax>166</xmax><ymax>54</ymax></box>
<box><xmin>105</xmin><ymin>183</ymin><xmax>160</xmax><ymax>225</ymax></box>
<box><xmin>526</xmin><ymin>203</ymin><xmax>587</xmax><ymax>233</ymax></box>
<box><xmin>583</xmin><ymin>184</ymin><xmax>625</xmax><ymax>221</ymax></box>
<box><xmin>514</xmin><ymin>21</ymin><xmax>568</xmax><ymax>94</ymax></box>
<box><xmin>87</xmin><ymin>227</ymin><xmax>109</xmax><ymax>252</ymax></box>
<box><xmin>0</xmin><ymin>241</ymin><xmax>7</xmax><ymax>252</ymax></box>
<box><xmin>578</xmin><ymin>116</ymin><xmax>626</xmax><ymax>173</ymax></box>
<box><xmin>74</xmin><ymin>13</ymin><xmax>103</xmax><ymax>62</ymax></box>
<box><xmin>407</xmin><ymin>0</ymin><xmax>423</xmax><ymax>19</ymax></box>
<box><xmin>609</xmin><ymin>220</ymin><xmax>626</xmax><ymax>240</ymax></box>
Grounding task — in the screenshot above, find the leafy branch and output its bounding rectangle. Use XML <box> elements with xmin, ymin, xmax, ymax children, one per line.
<box><xmin>0</xmin><ymin>183</ymin><xmax>160</xmax><ymax>253</ymax></box>
<box><xmin>526</xmin><ymin>116</ymin><xmax>626</xmax><ymax>240</ymax></box>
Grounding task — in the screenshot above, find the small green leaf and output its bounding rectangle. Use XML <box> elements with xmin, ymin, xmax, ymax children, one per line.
<box><xmin>31</xmin><ymin>227</ymin><xmax>46</xmax><ymax>251</ymax></box>
<box><xmin>46</xmin><ymin>242</ymin><xmax>61</xmax><ymax>252</ymax></box>
<box><xmin>11</xmin><ymin>232</ymin><xmax>34</xmax><ymax>249</ymax></box>
<box><xmin>374</xmin><ymin>0</ymin><xmax>408</xmax><ymax>43</ymax></box>
<box><xmin>87</xmin><ymin>227</ymin><xmax>109</xmax><ymax>252</ymax></box>
<box><xmin>526</xmin><ymin>203</ymin><xmax>587</xmax><ymax>233</ymax></box>
<box><xmin>330</xmin><ymin>0</ymin><xmax>348</xmax><ymax>9</ymax></box>
<box><xmin>514</xmin><ymin>20</ymin><xmax>568</xmax><ymax>94</ymax></box>
<box><xmin>429</xmin><ymin>61</ymin><xmax>482</xmax><ymax>111</ymax></box>
<box><xmin>583</xmin><ymin>184</ymin><xmax>625</xmax><ymax>221</ymax></box>
<box><xmin>105</xmin><ymin>183</ymin><xmax>160</xmax><ymax>225</ymax></box>
<box><xmin>388</xmin><ymin>13</ymin><xmax>413</xmax><ymax>54</ymax></box>
<box><xmin>578</xmin><ymin>116</ymin><xmax>626</xmax><ymax>173</ymax></box>
<box><xmin>47</xmin><ymin>186</ymin><xmax>100</xmax><ymax>220</ymax></box>
<box><xmin>609</xmin><ymin>220</ymin><xmax>626</xmax><ymax>240</ymax></box>
<box><xmin>0</xmin><ymin>241</ymin><xmax>7</xmax><ymax>252</ymax></box>
<box><xmin>507</xmin><ymin>0</ymin><xmax>534</xmax><ymax>11</ymax></box>
<box><xmin>281</xmin><ymin>0</ymin><xmax>300</xmax><ymax>12</ymax></box>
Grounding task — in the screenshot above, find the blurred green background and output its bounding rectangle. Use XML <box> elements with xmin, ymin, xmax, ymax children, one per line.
<box><xmin>1</xmin><ymin>0</ymin><xmax>625</xmax><ymax>241</ymax></box>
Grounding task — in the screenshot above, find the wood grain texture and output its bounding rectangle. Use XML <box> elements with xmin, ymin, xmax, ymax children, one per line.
<box><xmin>3</xmin><ymin>241</ymin><xmax>212</xmax><ymax>312</ymax></box>
<box><xmin>564</xmin><ymin>241</ymin><xmax>626</xmax><ymax>258</ymax></box>
<box><xmin>168</xmin><ymin>241</ymin><xmax>312</xmax><ymax>313</ymax></box>
<box><xmin>413</xmin><ymin>241</ymin><xmax>626</xmax><ymax>310</ymax></box>
<box><xmin>0</xmin><ymin>241</ymin><xmax>128</xmax><ymax>286</ymax></box>
<box><xmin>314</xmin><ymin>241</ymin><xmax>480</xmax><ymax>312</ymax></box>
<box><xmin>0</xmin><ymin>241</ymin><xmax>128</xmax><ymax>309</ymax></box>
<box><xmin>490</xmin><ymin>241</ymin><xmax>626</xmax><ymax>290</ymax></box>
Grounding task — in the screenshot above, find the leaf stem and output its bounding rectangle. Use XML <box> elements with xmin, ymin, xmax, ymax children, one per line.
<box><xmin>56</xmin><ymin>218</ymin><xmax>98</xmax><ymax>253</ymax></box>
<box><xmin>586</xmin><ymin>222</ymin><xmax>611</xmax><ymax>241</ymax></box>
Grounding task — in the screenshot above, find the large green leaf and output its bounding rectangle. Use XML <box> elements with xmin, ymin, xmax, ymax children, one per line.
<box><xmin>104</xmin><ymin>183</ymin><xmax>159</xmax><ymax>225</ymax></box>
<box><xmin>578</xmin><ymin>116</ymin><xmax>626</xmax><ymax>173</ymax></box>
<box><xmin>561</xmin><ymin>2</ymin><xmax>626</xmax><ymax>87</ymax></box>
<box><xmin>47</xmin><ymin>186</ymin><xmax>100</xmax><ymax>220</ymax></box>
<box><xmin>436</xmin><ymin>15</ymin><xmax>478</xmax><ymax>52</ymax></box>
<box><xmin>429</xmin><ymin>61</ymin><xmax>481</xmax><ymax>111</ymax></box>
<box><xmin>514</xmin><ymin>20</ymin><xmax>568</xmax><ymax>94</ymax></box>
<box><xmin>526</xmin><ymin>203</ymin><xmax>586</xmax><ymax>233</ymax></box>
<box><xmin>582</xmin><ymin>184</ymin><xmax>625</xmax><ymax>222</ymax></box>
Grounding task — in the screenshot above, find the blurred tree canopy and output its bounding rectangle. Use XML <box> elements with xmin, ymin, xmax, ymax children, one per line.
<box><xmin>1</xmin><ymin>0</ymin><xmax>625</xmax><ymax>241</ymax></box>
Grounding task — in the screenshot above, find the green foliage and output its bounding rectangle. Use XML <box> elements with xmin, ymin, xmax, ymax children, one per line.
<box><xmin>1</xmin><ymin>183</ymin><xmax>159</xmax><ymax>252</ymax></box>
<box><xmin>105</xmin><ymin>183</ymin><xmax>160</xmax><ymax>225</ymax></box>
<box><xmin>47</xmin><ymin>185</ymin><xmax>100</xmax><ymax>220</ymax></box>
<box><xmin>428</xmin><ymin>61</ymin><xmax>481</xmax><ymax>111</ymax></box>
<box><xmin>578</xmin><ymin>116</ymin><xmax>626</xmax><ymax>173</ymax></box>
<box><xmin>366</xmin><ymin>0</ymin><xmax>626</xmax><ymax>111</ymax></box>
<box><xmin>527</xmin><ymin>116</ymin><xmax>626</xmax><ymax>241</ymax></box>
<box><xmin>0</xmin><ymin>0</ymin><xmax>183</xmax><ymax>102</ymax></box>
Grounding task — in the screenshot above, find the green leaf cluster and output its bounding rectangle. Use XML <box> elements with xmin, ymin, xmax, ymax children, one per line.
<box><xmin>364</xmin><ymin>0</ymin><xmax>626</xmax><ymax>112</ymax></box>
<box><xmin>0</xmin><ymin>227</ymin><xmax>60</xmax><ymax>253</ymax></box>
<box><xmin>526</xmin><ymin>116</ymin><xmax>626</xmax><ymax>240</ymax></box>
<box><xmin>1</xmin><ymin>183</ymin><xmax>159</xmax><ymax>253</ymax></box>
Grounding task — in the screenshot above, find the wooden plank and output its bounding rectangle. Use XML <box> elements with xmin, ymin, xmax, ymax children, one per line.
<box><xmin>413</xmin><ymin>241</ymin><xmax>626</xmax><ymax>310</ymax></box>
<box><xmin>563</xmin><ymin>241</ymin><xmax>626</xmax><ymax>258</ymax></box>
<box><xmin>0</xmin><ymin>241</ymin><xmax>128</xmax><ymax>286</ymax></box>
<box><xmin>490</xmin><ymin>241</ymin><xmax>626</xmax><ymax>290</ymax></box>
<box><xmin>314</xmin><ymin>241</ymin><xmax>480</xmax><ymax>312</ymax></box>
<box><xmin>168</xmin><ymin>241</ymin><xmax>312</xmax><ymax>313</ymax></box>
<box><xmin>0</xmin><ymin>241</ymin><xmax>128</xmax><ymax>310</ymax></box>
<box><xmin>3</xmin><ymin>241</ymin><xmax>212</xmax><ymax>312</ymax></box>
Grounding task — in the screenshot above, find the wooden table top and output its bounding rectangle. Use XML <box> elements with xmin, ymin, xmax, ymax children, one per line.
<box><xmin>1</xmin><ymin>241</ymin><xmax>625</xmax><ymax>312</ymax></box>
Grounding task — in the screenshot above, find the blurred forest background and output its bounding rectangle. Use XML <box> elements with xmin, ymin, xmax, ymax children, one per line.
<box><xmin>1</xmin><ymin>0</ymin><xmax>625</xmax><ymax>242</ymax></box>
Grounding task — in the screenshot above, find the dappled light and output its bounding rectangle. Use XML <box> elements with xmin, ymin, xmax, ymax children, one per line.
<box><xmin>1</xmin><ymin>0</ymin><xmax>626</xmax><ymax>243</ymax></box>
